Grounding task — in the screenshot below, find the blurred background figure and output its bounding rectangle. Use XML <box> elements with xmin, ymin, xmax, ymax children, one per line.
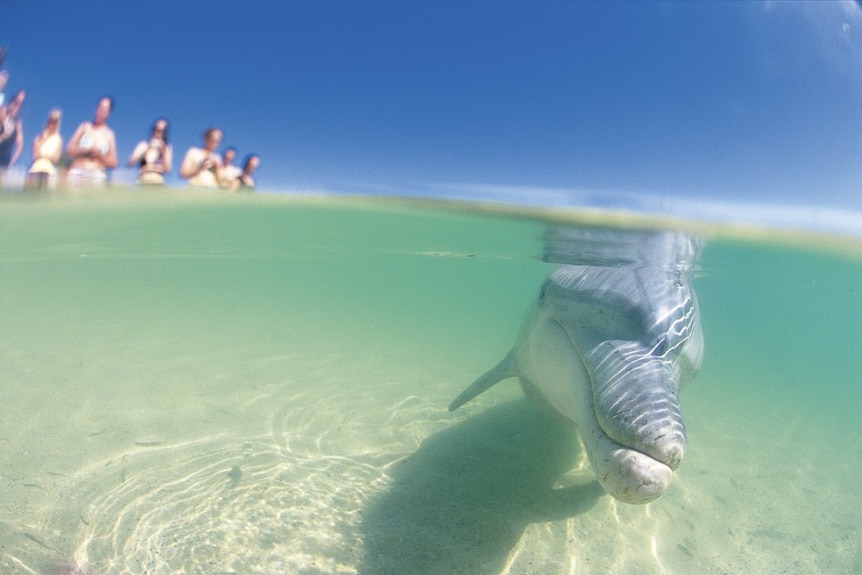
<box><xmin>219</xmin><ymin>146</ymin><xmax>241</xmax><ymax>190</ymax></box>
<box><xmin>26</xmin><ymin>108</ymin><xmax>63</xmax><ymax>190</ymax></box>
<box><xmin>237</xmin><ymin>153</ymin><xmax>260</xmax><ymax>191</ymax></box>
<box><xmin>0</xmin><ymin>89</ymin><xmax>25</xmax><ymax>189</ymax></box>
<box><xmin>66</xmin><ymin>96</ymin><xmax>118</xmax><ymax>188</ymax></box>
<box><xmin>0</xmin><ymin>46</ymin><xmax>7</xmax><ymax>106</ymax></box>
<box><xmin>128</xmin><ymin>118</ymin><xmax>172</xmax><ymax>185</ymax></box>
<box><xmin>180</xmin><ymin>127</ymin><xmax>222</xmax><ymax>189</ymax></box>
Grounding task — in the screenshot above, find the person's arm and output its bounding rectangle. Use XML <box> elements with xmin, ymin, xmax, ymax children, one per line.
<box><xmin>31</xmin><ymin>130</ymin><xmax>43</xmax><ymax>162</ymax></box>
<box><xmin>239</xmin><ymin>173</ymin><xmax>254</xmax><ymax>189</ymax></box>
<box><xmin>162</xmin><ymin>145</ymin><xmax>172</xmax><ymax>174</ymax></box>
<box><xmin>65</xmin><ymin>122</ymin><xmax>89</xmax><ymax>159</ymax></box>
<box><xmin>128</xmin><ymin>141</ymin><xmax>147</xmax><ymax>167</ymax></box>
<box><xmin>9</xmin><ymin>119</ymin><xmax>23</xmax><ymax>166</ymax></box>
<box><xmin>212</xmin><ymin>156</ymin><xmax>223</xmax><ymax>185</ymax></box>
<box><xmin>180</xmin><ymin>148</ymin><xmax>203</xmax><ymax>179</ymax></box>
<box><xmin>48</xmin><ymin>135</ymin><xmax>62</xmax><ymax>164</ymax></box>
<box><xmin>100</xmin><ymin>130</ymin><xmax>117</xmax><ymax>169</ymax></box>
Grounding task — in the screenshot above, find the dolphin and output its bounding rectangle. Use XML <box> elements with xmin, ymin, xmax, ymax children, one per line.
<box><xmin>450</xmin><ymin>228</ymin><xmax>704</xmax><ymax>504</ymax></box>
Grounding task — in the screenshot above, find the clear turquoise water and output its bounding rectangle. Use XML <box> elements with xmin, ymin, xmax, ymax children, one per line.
<box><xmin>1</xmin><ymin>193</ymin><xmax>860</xmax><ymax>574</ymax></box>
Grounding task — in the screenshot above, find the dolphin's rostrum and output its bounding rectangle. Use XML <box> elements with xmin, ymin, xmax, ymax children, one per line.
<box><xmin>450</xmin><ymin>228</ymin><xmax>704</xmax><ymax>504</ymax></box>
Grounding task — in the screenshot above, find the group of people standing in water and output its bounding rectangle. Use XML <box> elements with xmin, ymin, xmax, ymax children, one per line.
<box><xmin>1</xmin><ymin>56</ymin><xmax>261</xmax><ymax>192</ymax></box>
<box><xmin>124</xmin><ymin>114</ymin><xmax>260</xmax><ymax>191</ymax></box>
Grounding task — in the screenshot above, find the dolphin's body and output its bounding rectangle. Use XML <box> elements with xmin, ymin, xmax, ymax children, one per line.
<box><xmin>450</xmin><ymin>229</ymin><xmax>704</xmax><ymax>503</ymax></box>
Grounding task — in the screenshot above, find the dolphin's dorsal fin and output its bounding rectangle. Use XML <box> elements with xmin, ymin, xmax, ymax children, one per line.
<box><xmin>448</xmin><ymin>352</ymin><xmax>518</xmax><ymax>412</ymax></box>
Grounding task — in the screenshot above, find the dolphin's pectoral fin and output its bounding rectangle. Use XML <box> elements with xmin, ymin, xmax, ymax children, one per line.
<box><xmin>449</xmin><ymin>352</ymin><xmax>518</xmax><ymax>412</ymax></box>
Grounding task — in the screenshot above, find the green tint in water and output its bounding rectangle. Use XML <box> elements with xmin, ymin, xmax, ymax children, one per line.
<box><xmin>0</xmin><ymin>193</ymin><xmax>860</xmax><ymax>574</ymax></box>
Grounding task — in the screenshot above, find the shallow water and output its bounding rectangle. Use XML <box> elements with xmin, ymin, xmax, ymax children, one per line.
<box><xmin>1</xmin><ymin>193</ymin><xmax>860</xmax><ymax>575</ymax></box>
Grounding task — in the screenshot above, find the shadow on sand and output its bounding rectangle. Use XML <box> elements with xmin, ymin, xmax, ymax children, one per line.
<box><xmin>358</xmin><ymin>398</ymin><xmax>605</xmax><ymax>575</ymax></box>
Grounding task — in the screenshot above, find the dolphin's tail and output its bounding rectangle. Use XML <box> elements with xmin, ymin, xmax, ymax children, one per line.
<box><xmin>448</xmin><ymin>352</ymin><xmax>518</xmax><ymax>412</ymax></box>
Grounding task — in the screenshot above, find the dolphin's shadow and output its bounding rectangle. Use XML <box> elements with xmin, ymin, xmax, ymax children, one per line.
<box><xmin>358</xmin><ymin>398</ymin><xmax>605</xmax><ymax>575</ymax></box>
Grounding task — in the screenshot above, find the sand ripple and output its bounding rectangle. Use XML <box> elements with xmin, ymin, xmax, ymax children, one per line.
<box><xmin>42</xmin><ymin>436</ymin><xmax>388</xmax><ymax>575</ymax></box>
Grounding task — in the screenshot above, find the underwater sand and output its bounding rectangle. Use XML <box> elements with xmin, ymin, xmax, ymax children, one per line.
<box><xmin>0</xmin><ymin>192</ymin><xmax>860</xmax><ymax>574</ymax></box>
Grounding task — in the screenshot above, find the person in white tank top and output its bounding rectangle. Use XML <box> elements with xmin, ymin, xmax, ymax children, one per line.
<box><xmin>66</xmin><ymin>97</ymin><xmax>117</xmax><ymax>188</ymax></box>
<box><xmin>180</xmin><ymin>127</ymin><xmax>223</xmax><ymax>189</ymax></box>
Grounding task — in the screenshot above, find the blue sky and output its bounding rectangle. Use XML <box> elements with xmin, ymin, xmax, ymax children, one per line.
<box><xmin>3</xmin><ymin>1</ymin><xmax>862</xmax><ymax>208</ymax></box>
